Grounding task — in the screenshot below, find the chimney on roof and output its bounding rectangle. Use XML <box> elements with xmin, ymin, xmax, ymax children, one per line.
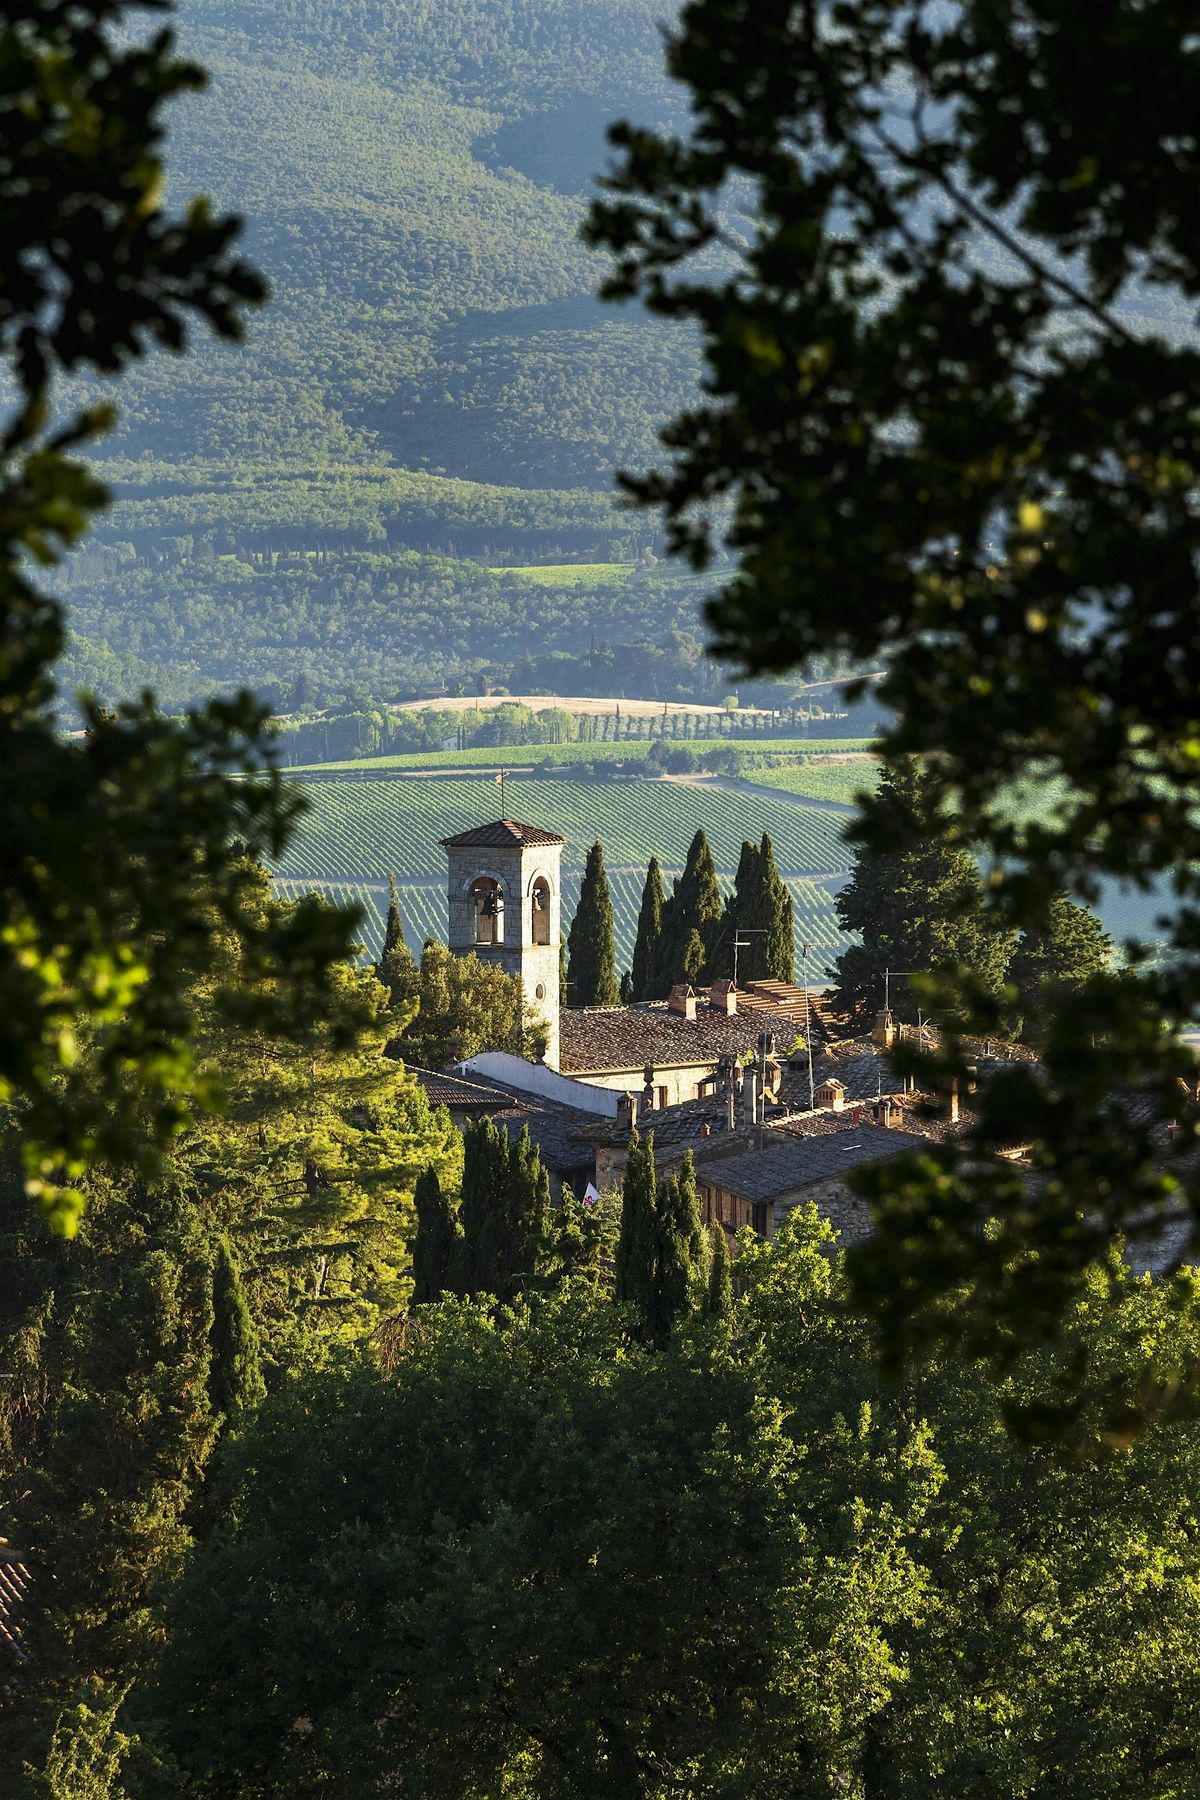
<box><xmin>642</xmin><ymin>1064</ymin><xmax>656</xmax><ymax>1117</ymax></box>
<box><xmin>735</xmin><ymin>1064</ymin><xmax>748</xmax><ymax>1132</ymax></box>
<box><xmin>949</xmin><ymin>1077</ymin><xmax>960</xmax><ymax>1125</ymax></box>
<box><xmin>616</xmin><ymin>1094</ymin><xmax>635</xmax><ymax>1133</ymax></box>
<box><xmin>710</xmin><ymin>978</ymin><xmax>737</xmax><ymax>1015</ymax></box>
<box><xmin>719</xmin><ymin>1055</ymin><xmax>738</xmax><ymax>1132</ymax></box>
<box><xmin>815</xmin><ymin>1076</ymin><xmax>846</xmax><ymax>1112</ymax></box>
<box><xmin>873</xmin><ymin>1008</ymin><xmax>896</xmax><ymax>1049</ymax></box>
<box><xmin>669</xmin><ymin>984</ymin><xmax>699</xmax><ymax>1021</ymax></box>
<box><xmin>737</xmin><ymin>1064</ymin><xmax>761</xmax><ymax>1130</ymax></box>
<box><xmin>700</xmin><ymin>1121</ymin><xmax>712</xmax><ymax>1138</ymax></box>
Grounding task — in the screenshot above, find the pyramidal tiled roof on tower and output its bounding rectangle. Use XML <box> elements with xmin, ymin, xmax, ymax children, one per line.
<box><xmin>440</xmin><ymin>819</ymin><xmax>567</xmax><ymax>849</ymax></box>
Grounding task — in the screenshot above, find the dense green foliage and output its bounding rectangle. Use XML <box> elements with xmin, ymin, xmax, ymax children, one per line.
<box><xmin>0</xmin><ymin>0</ymin><xmax>359</xmax><ymax>1230</ymax></box>
<box><xmin>410</xmin><ymin>1167</ymin><xmax>462</xmax><ymax>1305</ymax></box>
<box><xmin>0</xmin><ymin>915</ymin><xmax>460</xmax><ymax>1785</ymax></box>
<box><xmin>652</xmin><ymin>829</ymin><xmax>726</xmax><ymax>994</ymax></box>
<box><xmin>616</xmin><ymin>1137</ymin><xmax>709</xmax><ymax>1347</ymax></box>
<box><xmin>566</xmin><ymin>841</ymin><xmax>620</xmax><ymax>1007</ymax></box>
<box><xmin>725</xmin><ymin>834</ymin><xmax>795</xmax><ymax>985</ymax></box>
<box><xmin>586</xmin><ymin>0</ymin><xmax>1200</xmax><ymax>1403</ymax></box>
<box><xmin>138</xmin><ymin>1214</ymin><xmax>1200</xmax><ymax>1796</ymax></box>
<box><xmin>833</xmin><ymin>762</ymin><xmax>1015</xmax><ymax>1026</ymax></box>
<box><xmin>457</xmin><ymin>1120</ymin><xmax>554</xmax><ymax>1304</ymax></box>
<box><xmin>1009</xmin><ymin>895</ymin><xmax>1115</xmax><ymax>1044</ymax></box>
<box><xmin>390</xmin><ymin>939</ymin><xmax>537</xmax><ymax>1070</ymax></box>
<box><xmin>629</xmin><ymin>856</ymin><xmax>665</xmax><ymax>1002</ymax></box>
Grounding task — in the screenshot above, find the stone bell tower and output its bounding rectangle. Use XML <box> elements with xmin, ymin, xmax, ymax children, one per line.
<box><xmin>441</xmin><ymin>818</ymin><xmax>566</xmax><ymax>1067</ymax></box>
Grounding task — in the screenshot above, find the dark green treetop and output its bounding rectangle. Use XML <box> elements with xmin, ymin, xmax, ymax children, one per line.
<box><xmin>208</xmin><ymin>1235</ymin><xmax>265</xmax><ymax>1429</ymax></box>
<box><xmin>727</xmin><ymin>836</ymin><xmax>795</xmax><ymax>985</ymax></box>
<box><xmin>566</xmin><ymin>840</ymin><xmax>620</xmax><ymax>1008</ymax></box>
<box><xmin>1008</xmin><ymin>894</ymin><xmax>1114</xmax><ymax>1044</ymax></box>
<box><xmin>630</xmin><ymin>856</ymin><xmax>666</xmax><ymax>1002</ymax></box>
<box><xmin>653</xmin><ymin>828</ymin><xmax>723</xmax><ymax>993</ymax></box>
<box><xmin>411</xmin><ymin>1166</ymin><xmax>463</xmax><ymax>1305</ymax></box>
<box><xmin>585</xmin><ymin>0</ymin><xmax>1200</xmax><ymax>1407</ymax></box>
<box><xmin>706</xmin><ymin>1223</ymin><xmax>733</xmax><ymax>1322</ymax></box>
<box><xmin>457</xmin><ymin>1119</ymin><xmax>552</xmax><ymax>1304</ymax></box>
<box><xmin>1</xmin><ymin>0</ymin><xmax>359</xmax><ymax>1231</ymax></box>
<box><xmin>833</xmin><ymin>760</ymin><xmax>1013</xmax><ymax>1026</ymax></box>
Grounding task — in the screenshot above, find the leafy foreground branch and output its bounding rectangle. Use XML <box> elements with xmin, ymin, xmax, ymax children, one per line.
<box><xmin>585</xmin><ymin>0</ymin><xmax>1200</xmax><ymax>1412</ymax></box>
<box><xmin>1</xmin><ymin>0</ymin><xmax>359</xmax><ymax>1230</ymax></box>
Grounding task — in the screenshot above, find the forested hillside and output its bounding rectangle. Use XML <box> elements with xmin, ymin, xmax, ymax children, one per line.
<box><xmin>59</xmin><ymin>0</ymin><xmax>716</xmax><ymax>706</ymax></box>
<box><xmin>117</xmin><ymin>0</ymin><xmax>692</xmax><ymax>493</ymax></box>
<box><xmin>63</xmin><ymin>0</ymin><xmax>1198</xmax><ymax>711</ymax></box>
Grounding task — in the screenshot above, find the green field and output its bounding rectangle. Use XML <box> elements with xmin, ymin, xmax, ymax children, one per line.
<box><xmin>740</xmin><ymin>760</ymin><xmax>881</xmax><ymax>807</ymax></box>
<box><xmin>486</xmin><ymin>562</ymin><xmax>636</xmax><ymax>586</ymax></box>
<box><xmin>275</xmin><ymin>774</ymin><xmax>855</xmax><ymax>972</ymax></box>
<box><xmin>286</xmin><ymin>738</ymin><xmax>877</xmax><ymax>775</ymax></box>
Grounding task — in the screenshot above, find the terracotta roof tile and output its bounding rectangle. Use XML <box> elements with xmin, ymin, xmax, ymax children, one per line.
<box><xmin>696</xmin><ymin>1123</ymin><xmax>926</xmax><ymax>1202</ymax></box>
<box><xmin>559</xmin><ymin>1001</ymin><xmax>807</xmax><ymax>1074</ymax></box>
<box><xmin>408</xmin><ymin>1066</ymin><xmax>513</xmax><ymax>1112</ymax></box>
<box><xmin>441</xmin><ymin>819</ymin><xmax>566</xmax><ymax>849</ymax></box>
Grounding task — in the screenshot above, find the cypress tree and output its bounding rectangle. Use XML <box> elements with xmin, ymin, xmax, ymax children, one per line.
<box><xmin>377</xmin><ymin>871</ymin><xmax>419</xmax><ymax>1007</ymax></box>
<box><xmin>553</xmin><ymin>1187</ymin><xmax>602</xmax><ymax>1282</ymax></box>
<box><xmin>630</xmin><ymin>857</ymin><xmax>665</xmax><ymax>1001</ymax></box>
<box><xmin>706</xmin><ymin>1224</ymin><xmax>733</xmax><ymax>1322</ymax></box>
<box><xmin>723</xmin><ymin>839</ymin><xmax>760</xmax><ymax>980</ymax></box>
<box><xmin>758</xmin><ymin>834</ymin><xmax>795</xmax><ymax>983</ymax></box>
<box><xmin>458</xmin><ymin>1121</ymin><xmax>551</xmax><ymax>1301</ymax></box>
<box><xmin>832</xmin><ymin>758</ymin><xmax>1013</xmax><ymax>1024</ymax></box>
<box><xmin>411</xmin><ymin>1166</ymin><xmax>462</xmax><ymax>1303</ymax></box>
<box><xmin>566</xmin><ymin>840</ymin><xmax>620</xmax><ymax>1007</ymax></box>
<box><xmin>680</xmin><ymin>928</ymin><xmax>705</xmax><ymax>986</ymax></box>
<box><xmin>653</xmin><ymin>830</ymin><xmax>724</xmax><ymax>994</ymax></box>
<box><xmin>648</xmin><ymin>1150</ymin><xmax>705</xmax><ymax>1348</ymax></box>
<box><xmin>724</xmin><ymin>837</ymin><xmax>794</xmax><ymax>984</ymax></box>
<box><xmin>458</xmin><ymin>1117</ymin><xmax>508</xmax><ymax>1294</ymax></box>
<box><xmin>383</xmin><ymin>871</ymin><xmax>406</xmax><ymax>957</ymax></box>
<box><xmin>209</xmin><ymin>1235</ymin><xmax>265</xmax><ymax>1428</ymax></box>
<box><xmin>615</xmin><ymin>1132</ymin><xmax>658</xmax><ymax>1326</ymax></box>
<box><xmin>498</xmin><ymin>1125</ymin><xmax>551</xmax><ymax>1299</ymax></box>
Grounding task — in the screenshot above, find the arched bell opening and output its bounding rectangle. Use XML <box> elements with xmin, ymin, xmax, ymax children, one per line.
<box><xmin>530</xmin><ymin>875</ymin><xmax>552</xmax><ymax>946</ymax></box>
<box><xmin>470</xmin><ymin>876</ymin><xmax>505</xmax><ymax>946</ymax></box>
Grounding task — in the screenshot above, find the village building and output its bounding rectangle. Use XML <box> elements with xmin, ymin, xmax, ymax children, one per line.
<box><xmin>693</xmin><ymin>1121</ymin><xmax>928</xmax><ymax>1243</ymax></box>
<box><xmin>442</xmin><ymin>818</ymin><xmax>565</xmax><ymax>1067</ymax></box>
<box><xmin>431</xmin><ymin>814</ymin><xmax>1031</xmax><ymax>1245</ymax></box>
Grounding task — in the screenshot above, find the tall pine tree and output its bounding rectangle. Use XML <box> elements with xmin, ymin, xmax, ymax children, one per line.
<box><xmin>411</xmin><ymin>1166</ymin><xmax>463</xmax><ymax>1303</ymax></box>
<box><xmin>652</xmin><ymin>830</ymin><xmax>724</xmax><ymax>994</ymax></box>
<box><xmin>649</xmin><ymin>1152</ymin><xmax>706</xmax><ymax>1348</ymax></box>
<box><xmin>832</xmin><ymin>759</ymin><xmax>1013</xmax><ymax>1025</ymax></box>
<box><xmin>758</xmin><ymin>835</ymin><xmax>795</xmax><ymax>984</ymax></box>
<box><xmin>724</xmin><ymin>837</ymin><xmax>795</xmax><ymax>984</ymax></box>
<box><xmin>566</xmin><ymin>841</ymin><xmax>620</xmax><ymax>1007</ymax></box>
<box><xmin>629</xmin><ymin>857</ymin><xmax>665</xmax><ymax>1002</ymax></box>
<box><xmin>706</xmin><ymin>1224</ymin><xmax>733</xmax><ymax>1322</ymax></box>
<box><xmin>208</xmin><ymin>1236</ymin><xmax>265</xmax><ymax>1429</ymax></box>
<box><xmin>616</xmin><ymin>1140</ymin><xmax>708</xmax><ymax>1348</ymax></box>
<box><xmin>615</xmin><ymin>1133</ymin><xmax>658</xmax><ymax>1325</ymax></box>
<box><xmin>457</xmin><ymin>1120</ymin><xmax>551</xmax><ymax>1302</ymax></box>
<box><xmin>376</xmin><ymin>872</ymin><xmax>419</xmax><ymax>1008</ymax></box>
<box><xmin>1008</xmin><ymin>894</ymin><xmax>1113</xmax><ymax>1043</ymax></box>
